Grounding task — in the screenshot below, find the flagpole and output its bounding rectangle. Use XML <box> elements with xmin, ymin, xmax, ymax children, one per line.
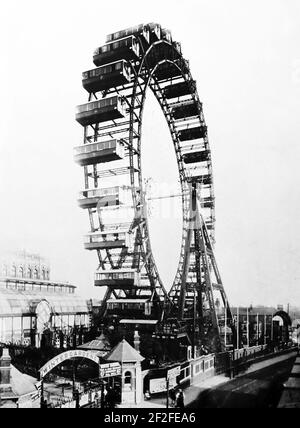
<box><xmin>247</xmin><ymin>307</ymin><xmax>249</xmax><ymax>348</ymax></box>
<box><xmin>271</xmin><ymin>313</ymin><xmax>274</xmax><ymax>342</ymax></box>
<box><xmin>264</xmin><ymin>314</ymin><xmax>267</xmax><ymax>346</ymax></box>
<box><xmin>237</xmin><ymin>307</ymin><xmax>240</xmax><ymax>350</ymax></box>
<box><xmin>224</xmin><ymin>302</ymin><xmax>227</xmax><ymax>349</ymax></box>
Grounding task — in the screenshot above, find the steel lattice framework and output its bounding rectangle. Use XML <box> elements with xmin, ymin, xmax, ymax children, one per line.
<box><xmin>75</xmin><ymin>23</ymin><xmax>235</xmax><ymax>356</ymax></box>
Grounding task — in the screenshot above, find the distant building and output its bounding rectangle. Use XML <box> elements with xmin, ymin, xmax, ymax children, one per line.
<box><xmin>0</xmin><ymin>250</ymin><xmax>91</xmax><ymax>350</ymax></box>
<box><xmin>1</xmin><ymin>250</ymin><xmax>50</xmax><ymax>282</ymax></box>
<box><xmin>229</xmin><ymin>305</ymin><xmax>293</xmax><ymax>346</ymax></box>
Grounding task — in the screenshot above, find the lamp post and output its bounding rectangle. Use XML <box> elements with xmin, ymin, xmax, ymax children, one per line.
<box><xmin>166</xmin><ymin>378</ymin><xmax>169</xmax><ymax>409</ymax></box>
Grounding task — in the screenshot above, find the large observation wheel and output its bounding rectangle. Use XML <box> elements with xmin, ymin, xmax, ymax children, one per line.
<box><xmin>75</xmin><ymin>23</ymin><xmax>234</xmax><ymax>356</ymax></box>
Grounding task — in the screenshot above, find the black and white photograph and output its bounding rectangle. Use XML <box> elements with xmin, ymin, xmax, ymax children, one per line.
<box><xmin>0</xmin><ymin>0</ymin><xmax>299</xmax><ymax>414</ymax></box>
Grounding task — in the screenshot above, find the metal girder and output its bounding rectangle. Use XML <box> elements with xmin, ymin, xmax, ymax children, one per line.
<box><xmin>75</xmin><ymin>23</ymin><xmax>232</xmax><ymax>354</ymax></box>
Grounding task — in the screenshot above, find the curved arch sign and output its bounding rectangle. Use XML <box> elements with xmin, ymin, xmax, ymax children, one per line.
<box><xmin>40</xmin><ymin>350</ymin><xmax>100</xmax><ymax>379</ymax></box>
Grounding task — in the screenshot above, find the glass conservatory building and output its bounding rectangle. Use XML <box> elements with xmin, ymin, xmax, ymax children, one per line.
<box><xmin>0</xmin><ymin>251</ymin><xmax>91</xmax><ymax>349</ymax></box>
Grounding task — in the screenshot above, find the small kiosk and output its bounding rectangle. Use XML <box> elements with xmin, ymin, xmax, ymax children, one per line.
<box><xmin>105</xmin><ymin>339</ymin><xmax>144</xmax><ymax>405</ymax></box>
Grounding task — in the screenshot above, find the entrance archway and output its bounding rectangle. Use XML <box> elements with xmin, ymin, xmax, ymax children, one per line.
<box><xmin>40</xmin><ymin>349</ymin><xmax>101</xmax><ymax>379</ymax></box>
<box><xmin>39</xmin><ymin>350</ymin><xmax>121</xmax><ymax>408</ymax></box>
<box><xmin>272</xmin><ymin>311</ymin><xmax>292</xmax><ymax>345</ymax></box>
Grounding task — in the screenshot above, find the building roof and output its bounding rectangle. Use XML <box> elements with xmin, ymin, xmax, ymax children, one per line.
<box><xmin>0</xmin><ymin>288</ymin><xmax>89</xmax><ymax>316</ymax></box>
<box><xmin>10</xmin><ymin>366</ymin><xmax>37</xmax><ymax>397</ymax></box>
<box><xmin>105</xmin><ymin>339</ymin><xmax>144</xmax><ymax>363</ymax></box>
<box><xmin>120</xmin><ymin>319</ymin><xmax>158</xmax><ymax>325</ymax></box>
<box><xmin>107</xmin><ymin>299</ymin><xmax>149</xmax><ymax>304</ymax></box>
<box><xmin>78</xmin><ymin>334</ymin><xmax>111</xmax><ymax>352</ymax></box>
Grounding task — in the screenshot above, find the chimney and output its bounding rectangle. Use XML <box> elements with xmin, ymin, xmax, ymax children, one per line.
<box><xmin>0</xmin><ymin>349</ymin><xmax>12</xmax><ymax>387</ymax></box>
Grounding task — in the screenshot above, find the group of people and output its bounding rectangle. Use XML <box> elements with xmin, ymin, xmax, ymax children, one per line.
<box><xmin>94</xmin><ymin>385</ymin><xmax>118</xmax><ymax>408</ymax></box>
<box><xmin>169</xmin><ymin>388</ymin><xmax>185</xmax><ymax>409</ymax></box>
<box><xmin>144</xmin><ymin>386</ymin><xmax>185</xmax><ymax>408</ymax></box>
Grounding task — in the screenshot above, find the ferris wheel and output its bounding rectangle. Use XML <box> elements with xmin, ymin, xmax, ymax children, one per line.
<box><xmin>75</xmin><ymin>23</ymin><xmax>234</xmax><ymax>354</ymax></box>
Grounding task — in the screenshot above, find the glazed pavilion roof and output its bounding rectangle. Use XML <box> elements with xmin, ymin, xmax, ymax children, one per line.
<box><xmin>0</xmin><ymin>288</ymin><xmax>88</xmax><ymax>316</ymax></box>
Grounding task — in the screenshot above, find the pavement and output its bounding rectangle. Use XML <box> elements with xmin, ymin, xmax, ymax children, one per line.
<box><xmin>242</xmin><ymin>351</ymin><xmax>297</xmax><ymax>376</ymax></box>
<box><xmin>118</xmin><ymin>349</ymin><xmax>298</xmax><ymax>409</ymax></box>
<box><xmin>278</xmin><ymin>350</ymin><xmax>300</xmax><ymax>408</ymax></box>
<box><xmin>142</xmin><ymin>375</ymin><xmax>230</xmax><ymax>408</ymax></box>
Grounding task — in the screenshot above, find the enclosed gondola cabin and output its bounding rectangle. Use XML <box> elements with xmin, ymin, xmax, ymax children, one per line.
<box><xmin>106</xmin><ymin>299</ymin><xmax>153</xmax><ymax>317</ymax></box>
<box><xmin>94</xmin><ymin>269</ymin><xmax>140</xmax><ymax>288</ymax></box>
<box><xmin>148</xmin><ymin>22</ymin><xmax>161</xmax><ymax>43</ymax></box>
<box><xmin>93</xmin><ymin>36</ymin><xmax>140</xmax><ymax>67</ymax></box>
<box><xmin>183</xmin><ymin>149</ymin><xmax>210</xmax><ymax>164</ymax></box>
<box><xmin>74</xmin><ymin>139</ymin><xmax>125</xmax><ymax>166</ymax></box>
<box><xmin>154</xmin><ymin>62</ymin><xmax>182</xmax><ymax>82</ymax></box>
<box><xmin>84</xmin><ymin>230</ymin><xmax>133</xmax><ymax>251</ymax></box>
<box><xmin>154</xmin><ymin>319</ymin><xmax>188</xmax><ymax>340</ymax></box>
<box><xmin>173</xmin><ymin>41</ymin><xmax>182</xmax><ymax>55</ymax></box>
<box><xmin>205</xmin><ymin>217</ymin><xmax>215</xmax><ymax>231</ymax></box>
<box><xmin>200</xmin><ymin>197</ymin><xmax>215</xmax><ymax>209</ymax></box>
<box><xmin>171</xmin><ymin>100</ymin><xmax>199</xmax><ymax>120</ymax></box>
<box><xmin>178</xmin><ymin>126</ymin><xmax>207</xmax><ymax>142</ymax></box>
<box><xmin>147</xmin><ymin>42</ymin><xmax>180</xmax><ymax>68</ymax></box>
<box><xmin>186</xmin><ymin>173</ymin><xmax>212</xmax><ymax>186</ymax></box>
<box><xmin>164</xmin><ymin>80</ymin><xmax>196</xmax><ymax>99</ymax></box>
<box><xmin>161</xmin><ymin>28</ymin><xmax>172</xmax><ymax>43</ymax></box>
<box><xmin>106</xmin><ymin>24</ymin><xmax>150</xmax><ymax>45</ymax></box>
<box><xmin>82</xmin><ymin>60</ymin><xmax>131</xmax><ymax>93</ymax></box>
<box><xmin>75</xmin><ymin>96</ymin><xmax>126</xmax><ymax>127</ymax></box>
<box><xmin>78</xmin><ymin>186</ymin><xmax>132</xmax><ymax>210</ymax></box>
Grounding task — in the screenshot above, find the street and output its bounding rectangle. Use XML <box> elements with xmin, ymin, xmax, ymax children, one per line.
<box><xmin>191</xmin><ymin>358</ymin><xmax>295</xmax><ymax>408</ymax></box>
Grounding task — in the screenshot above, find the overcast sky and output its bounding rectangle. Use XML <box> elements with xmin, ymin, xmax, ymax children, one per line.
<box><xmin>0</xmin><ymin>0</ymin><xmax>299</xmax><ymax>307</ymax></box>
